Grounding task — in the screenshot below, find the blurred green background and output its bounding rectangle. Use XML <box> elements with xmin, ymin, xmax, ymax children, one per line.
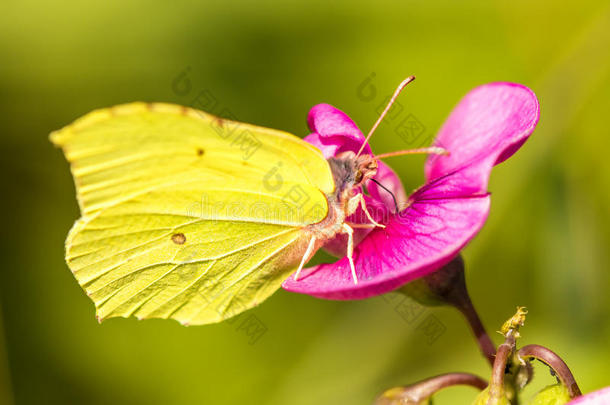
<box><xmin>1</xmin><ymin>1</ymin><xmax>610</xmax><ymax>404</ymax></box>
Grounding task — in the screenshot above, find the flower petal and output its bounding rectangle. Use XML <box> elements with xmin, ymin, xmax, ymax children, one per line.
<box><xmin>303</xmin><ymin>133</ymin><xmax>349</xmax><ymax>159</ymax></box>
<box><xmin>282</xmin><ymin>173</ymin><xmax>491</xmax><ymax>299</ymax></box>
<box><xmin>366</xmin><ymin>161</ymin><xmax>408</xmax><ymax>211</ymax></box>
<box><xmin>306</xmin><ymin>104</ymin><xmax>371</xmax><ymax>156</ymax></box>
<box><xmin>568</xmin><ymin>387</ymin><xmax>610</xmax><ymax>404</ymax></box>
<box><xmin>307</xmin><ymin>104</ymin><xmax>364</xmax><ymax>142</ymax></box>
<box><xmin>425</xmin><ymin>82</ymin><xmax>540</xmax><ymax>192</ymax></box>
<box><xmin>283</xmin><ymin>84</ymin><xmax>539</xmax><ymax>299</ymax></box>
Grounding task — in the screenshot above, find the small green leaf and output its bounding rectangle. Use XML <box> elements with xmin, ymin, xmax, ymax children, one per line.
<box><xmin>471</xmin><ymin>387</ymin><xmax>510</xmax><ymax>405</ymax></box>
<box><xmin>528</xmin><ymin>384</ymin><xmax>571</xmax><ymax>405</ymax></box>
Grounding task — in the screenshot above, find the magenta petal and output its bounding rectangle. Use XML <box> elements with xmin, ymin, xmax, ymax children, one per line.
<box><xmin>568</xmin><ymin>387</ymin><xmax>610</xmax><ymax>404</ymax></box>
<box><xmin>282</xmin><ymin>173</ymin><xmax>491</xmax><ymax>299</ymax></box>
<box><xmin>304</xmin><ymin>132</ymin><xmax>363</xmax><ymax>160</ymax></box>
<box><xmin>303</xmin><ymin>133</ymin><xmax>341</xmax><ymax>159</ymax></box>
<box><xmin>308</xmin><ymin>104</ymin><xmax>364</xmax><ymax>142</ymax></box>
<box><xmin>307</xmin><ymin>104</ymin><xmax>371</xmax><ymax>155</ymax></box>
<box><xmin>425</xmin><ymin>82</ymin><xmax>540</xmax><ymax>191</ymax></box>
<box><xmin>366</xmin><ymin>161</ymin><xmax>408</xmax><ymax>211</ymax></box>
<box><xmin>284</xmin><ymin>84</ymin><xmax>539</xmax><ymax>299</ymax></box>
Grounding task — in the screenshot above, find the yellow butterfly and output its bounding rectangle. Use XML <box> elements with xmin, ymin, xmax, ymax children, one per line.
<box><xmin>51</xmin><ymin>78</ymin><xmax>439</xmax><ymax>325</ymax></box>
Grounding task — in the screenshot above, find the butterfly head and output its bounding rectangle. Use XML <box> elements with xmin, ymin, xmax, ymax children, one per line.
<box><xmin>353</xmin><ymin>154</ymin><xmax>378</xmax><ymax>186</ymax></box>
<box><xmin>329</xmin><ymin>151</ymin><xmax>378</xmax><ymax>197</ymax></box>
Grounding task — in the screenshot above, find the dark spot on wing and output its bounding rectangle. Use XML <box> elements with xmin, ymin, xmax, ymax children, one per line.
<box><xmin>214</xmin><ymin>117</ymin><xmax>225</xmax><ymax>128</ymax></box>
<box><xmin>146</xmin><ymin>102</ymin><xmax>154</xmax><ymax>110</ymax></box>
<box><xmin>171</xmin><ymin>233</ymin><xmax>186</xmax><ymax>244</ymax></box>
<box><xmin>181</xmin><ymin>106</ymin><xmax>189</xmax><ymax>115</ymax></box>
<box><xmin>196</xmin><ymin>148</ymin><xmax>205</xmax><ymax>156</ymax></box>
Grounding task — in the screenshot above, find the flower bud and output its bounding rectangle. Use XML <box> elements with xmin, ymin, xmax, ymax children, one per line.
<box><xmin>528</xmin><ymin>384</ymin><xmax>571</xmax><ymax>405</ymax></box>
<box><xmin>471</xmin><ymin>387</ymin><xmax>511</xmax><ymax>405</ymax></box>
<box><xmin>399</xmin><ymin>255</ymin><xmax>469</xmax><ymax>308</ymax></box>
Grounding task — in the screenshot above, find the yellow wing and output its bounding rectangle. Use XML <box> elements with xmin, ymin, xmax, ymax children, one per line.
<box><xmin>51</xmin><ymin>102</ymin><xmax>334</xmax><ymax>325</ymax></box>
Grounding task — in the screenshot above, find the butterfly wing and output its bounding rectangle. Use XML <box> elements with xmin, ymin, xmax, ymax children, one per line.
<box><xmin>51</xmin><ymin>103</ymin><xmax>334</xmax><ymax>325</ymax></box>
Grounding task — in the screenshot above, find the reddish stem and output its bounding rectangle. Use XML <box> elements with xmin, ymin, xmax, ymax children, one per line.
<box><xmin>375</xmin><ymin>372</ymin><xmax>487</xmax><ymax>404</ymax></box>
<box><xmin>456</xmin><ymin>296</ymin><xmax>497</xmax><ymax>368</ymax></box>
<box><xmin>414</xmin><ymin>372</ymin><xmax>489</xmax><ymax>393</ymax></box>
<box><xmin>489</xmin><ymin>333</ymin><xmax>516</xmax><ymax>402</ymax></box>
<box><xmin>412</xmin><ymin>256</ymin><xmax>497</xmax><ymax>367</ymax></box>
<box><xmin>518</xmin><ymin>344</ymin><xmax>581</xmax><ymax>398</ymax></box>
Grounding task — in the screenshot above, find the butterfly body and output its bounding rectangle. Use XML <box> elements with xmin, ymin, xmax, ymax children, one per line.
<box><xmin>305</xmin><ymin>152</ymin><xmax>378</xmax><ymax>240</ymax></box>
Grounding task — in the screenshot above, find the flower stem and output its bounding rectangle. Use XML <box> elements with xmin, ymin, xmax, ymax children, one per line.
<box><xmin>375</xmin><ymin>372</ymin><xmax>487</xmax><ymax>404</ymax></box>
<box><xmin>455</xmin><ymin>294</ymin><xmax>497</xmax><ymax>368</ymax></box>
<box><xmin>517</xmin><ymin>344</ymin><xmax>581</xmax><ymax>398</ymax></box>
<box><xmin>489</xmin><ymin>332</ymin><xmax>516</xmax><ymax>403</ymax></box>
<box><xmin>414</xmin><ymin>372</ymin><xmax>489</xmax><ymax>393</ymax></box>
<box><xmin>399</xmin><ymin>255</ymin><xmax>497</xmax><ymax>367</ymax></box>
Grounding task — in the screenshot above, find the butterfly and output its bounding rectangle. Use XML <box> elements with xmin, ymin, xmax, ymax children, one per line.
<box><xmin>51</xmin><ymin>77</ymin><xmax>444</xmax><ymax>325</ymax></box>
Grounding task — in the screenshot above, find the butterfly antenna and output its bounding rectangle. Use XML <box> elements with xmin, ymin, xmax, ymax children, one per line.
<box><xmin>356</xmin><ymin>76</ymin><xmax>416</xmax><ymax>157</ymax></box>
<box><xmin>369</xmin><ymin>178</ymin><xmax>399</xmax><ymax>213</ymax></box>
<box><xmin>375</xmin><ymin>146</ymin><xmax>449</xmax><ymax>159</ymax></box>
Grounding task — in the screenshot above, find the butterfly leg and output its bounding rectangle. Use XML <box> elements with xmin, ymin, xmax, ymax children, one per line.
<box><xmin>293</xmin><ymin>235</ymin><xmax>317</xmax><ymax>281</ymax></box>
<box><xmin>341</xmin><ymin>223</ymin><xmax>358</xmax><ymax>284</ymax></box>
<box><xmin>358</xmin><ymin>194</ymin><xmax>385</xmax><ymax>228</ymax></box>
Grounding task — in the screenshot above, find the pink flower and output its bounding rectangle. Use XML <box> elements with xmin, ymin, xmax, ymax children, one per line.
<box><xmin>568</xmin><ymin>387</ymin><xmax>610</xmax><ymax>404</ymax></box>
<box><xmin>282</xmin><ymin>82</ymin><xmax>540</xmax><ymax>299</ymax></box>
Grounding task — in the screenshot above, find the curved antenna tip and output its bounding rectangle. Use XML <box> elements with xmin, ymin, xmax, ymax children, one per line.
<box><xmin>356</xmin><ymin>75</ymin><xmax>417</xmax><ymax>157</ymax></box>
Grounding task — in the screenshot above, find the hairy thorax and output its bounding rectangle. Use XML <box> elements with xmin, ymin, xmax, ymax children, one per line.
<box><xmin>305</xmin><ymin>152</ymin><xmax>378</xmax><ymax>242</ymax></box>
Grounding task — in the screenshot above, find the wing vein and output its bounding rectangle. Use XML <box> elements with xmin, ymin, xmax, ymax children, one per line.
<box><xmin>186</xmin><ymin>231</ymin><xmax>301</xmax><ymax>323</ymax></box>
